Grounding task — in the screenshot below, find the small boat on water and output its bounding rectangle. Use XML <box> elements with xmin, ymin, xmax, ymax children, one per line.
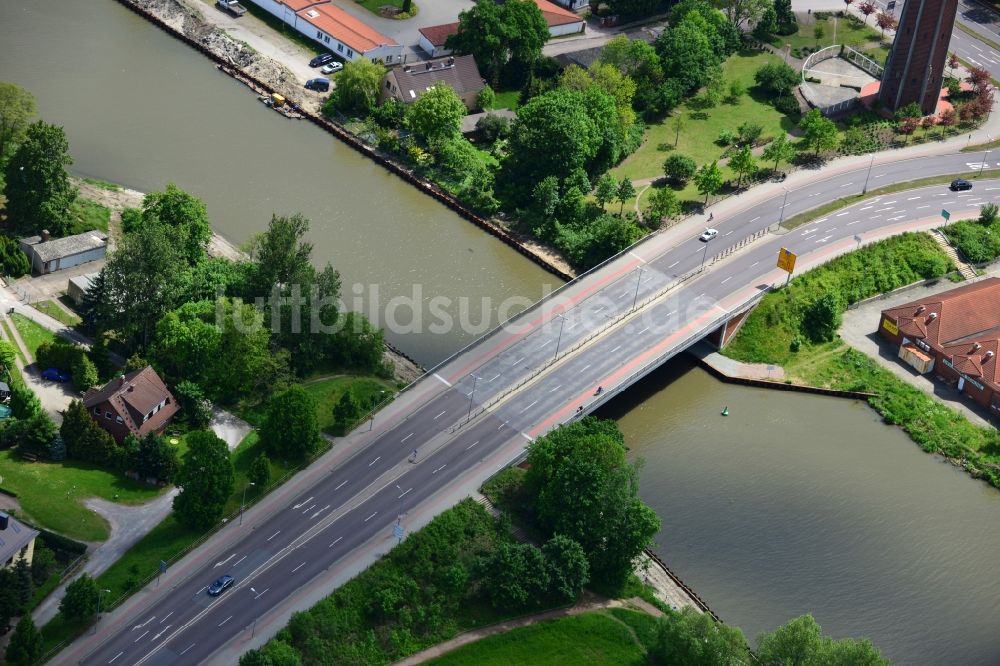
<box><xmin>721</xmin><ymin>406</ymin><xmax>729</xmax><ymax>416</ymax></box>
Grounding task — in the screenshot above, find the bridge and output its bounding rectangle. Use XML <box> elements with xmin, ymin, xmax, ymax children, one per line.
<box><xmin>59</xmin><ymin>144</ymin><xmax>1000</xmax><ymax>665</ymax></box>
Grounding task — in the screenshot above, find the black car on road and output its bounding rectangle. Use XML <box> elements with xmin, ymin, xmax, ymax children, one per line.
<box><xmin>207</xmin><ymin>574</ymin><xmax>234</xmax><ymax>596</ymax></box>
<box><xmin>950</xmin><ymin>178</ymin><xmax>973</xmax><ymax>191</ymax></box>
<box><xmin>309</xmin><ymin>53</ymin><xmax>334</xmax><ymax>68</ymax></box>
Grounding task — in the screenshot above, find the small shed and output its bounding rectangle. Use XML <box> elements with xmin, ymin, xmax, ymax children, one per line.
<box><xmin>67</xmin><ymin>272</ymin><xmax>99</xmax><ymax>305</ymax></box>
<box><xmin>20</xmin><ymin>230</ymin><xmax>107</xmax><ymax>276</ymax></box>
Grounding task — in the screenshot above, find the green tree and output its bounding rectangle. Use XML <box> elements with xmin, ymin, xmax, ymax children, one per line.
<box><xmin>595</xmin><ymin>173</ymin><xmax>617</xmax><ymax>211</ymax></box>
<box><xmin>9</xmin><ymin>382</ymin><xmax>40</xmax><ymax>420</ymax></box>
<box><xmin>757</xmin><ymin>614</ymin><xmax>888</xmax><ymax>666</ymax></box>
<box><xmin>173</xmin><ymin>430</ymin><xmax>234</xmax><ymax>530</ymax></box>
<box><xmin>542</xmin><ymin>535</ymin><xmax>589</xmax><ymax>602</ymax></box>
<box><xmin>645</xmin><ymin>186</ymin><xmax>681</xmax><ymax>226</ymax></box>
<box><xmin>5</xmin><ymin>615</ymin><xmax>43</xmax><ymax>666</ymax></box>
<box><xmin>0</xmin><ymin>570</ymin><xmax>18</xmax><ymax>632</ymax></box>
<box><xmin>133</xmin><ymin>433</ymin><xmax>180</xmax><ymax>483</ymax></box>
<box><xmin>729</xmin><ymin>145</ymin><xmax>757</xmax><ymax>188</ymax></box>
<box><xmin>814</xmin><ymin>24</ymin><xmax>825</xmax><ymax>46</ymax></box>
<box><xmin>173</xmin><ymin>380</ymin><xmax>212</xmax><ymax>428</ymax></box>
<box><xmin>60</xmin><ymin>573</ymin><xmax>100</xmax><ymax>621</ymax></box>
<box><xmin>3</xmin><ymin>121</ymin><xmax>78</xmax><ymax>236</ymax></box>
<box><xmin>135</xmin><ymin>183</ymin><xmax>212</xmax><ymax>266</ymax></box>
<box><xmin>71</xmin><ymin>353</ymin><xmax>99</xmax><ymax>392</ymax></box>
<box><xmin>754</xmin><ymin>5</ymin><xmax>779</xmax><ymax>39</ymax></box>
<box><xmin>446</xmin><ymin>0</ymin><xmax>548</xmax><ymax>88</ymax></box>
<box><xmin>802</xmin><ymin>292</ymin><xmax>842</xmax><ymax>342</ymax></box>
<box><xmin>671</xmin><ymin>113</ymin><xmax>686</xmax><ymax>147</ymax></box>
<box><xmin>656</xmin><ymin>15</ymin><xmax>719</xmax><ymax>93</ymax></box>
<box><xmin>60</xmin><ymin>399</ymin><xmax>117</xmax><ymax>465</ymax></box>
<box><xmin>774</xmin><ymin>0</ymin><xmax>796</xmax><ymax>31</ymax></box>
<box><xmin>694</xmin><ymin>160</ymin><xmax>724</xmax><ymax>204</ymax></box>
<box><xmin>332</xmin><ymin>390</ymin><xmax>361</xmax><ymax>435</ymax></box>
<box><xmin>762</xmin><ymin>133</ymin><xmax>795</xmax><ymax>172</ymax></box>
<box><xmin>13</xmin><ymin>558</ymin><xmax>32</xmax><ymax>608</ymax></box>
<box><xmin>754</xmin><ymin>61</ymin><xmax>799</xmax><ymax>97</ymax></box>
<box><xmin>482</xmin><ymin>542</ymin><xmax>550</xmax><ymax>609</ymax></box>
<box><xmin>799</xmin><ymin>108</ymin><xmax>839</xmax><ymax>156</ymax></box>
<box><xmin>653</xmin><ymin>606</ymin><xmax>748</xmax><ymax>666</ymax></box>
<box><xmin>248</xmin><ymin>452</ymin><xmax>271</xmax><ymax>489</ymax></box>
<box><xmin>476</xmin><ymin>84</ymin><xmax>495</xmax><ymax>111</ymax></box>
<box><xmin>328</xmin><ymin>59</ymin><xmax>384</xmax><ymax>116</ymax></box>
<box><xmin>719</xmin><ymin>0</ymin><xmax>769</xmax><ymax>29</ymax></box>
<box><xmin>663</xmin><ymin>154</ymin><xmax>697</xmax><ymax>184</ymax></box>
<box><xmin>260</xmin><ymin>385</ymin><xmax>320</xmax><ymax>460</ymax></box>
<box><xmin>406</xmin><ymin>84</ymin><xmax>467</xmax><ymax>141</ymax></box>
<box><xmin>0</xmin><ymin>235</ymin><xmax>29</xmax><ymax>277</ymax></box>
<box><xmin>616</xmin><ymin>177</ymin><xmax>636</xmax><ymax>215</ymax></box>
<box><xmin>0</xmin><ymin>81</ymin><xmax>36</xmax><ymax>163</ymax></box>
<box><xmin>525</xmin><ymin>417</ymin><xmax>660</xmax><ymax>585</ymax></box>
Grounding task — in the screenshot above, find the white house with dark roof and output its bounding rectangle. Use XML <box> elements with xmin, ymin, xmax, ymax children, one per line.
<box><xmin>19</xmin><ymin>229</ymin><xmax>107</xmax><ymax>276</ymax></box>
<box><xmin>0</xmin><ymin>512</ymin><xmax>38</xmax><ymax>570</ymax></box>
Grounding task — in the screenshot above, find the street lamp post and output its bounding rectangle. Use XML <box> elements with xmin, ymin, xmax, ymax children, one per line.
<box><xmin>981</xmin><ymin>147</ymin><xmax>992</xmax><ymax>176</ymax></box>
<box><xmin>862</xmin><ymin>153</ymin><xmax>875</xmax><ymax>194</ymax></box>
<box><xmin>94</xmin><ymin>588</ymin><xmax>111</xmax><ymax>633</ymax></box>
<box><xmin>466</xmin><ymin>375</ymin><xmax>479</xmax><ymax>420</ymax></box>
<box><xmin>700</xmin><ymin>241</ymin><xmax>712</xmax><ymax>271</ymax></box>
<box><xmin>249</xmin><ymin>587</ymin><xmax>259</xmax><ymax>638</ymax></box>
<box><xmin>239</xmin><ymin>482</ymin><xmax>256</xmax><ymax>525</ymax></box>
<box><xmin>553</xmin><ymin>314</ymin><xmax>566</xmax><ymax>360</ymax></box>
<box><xmin>395</xmin><ymin>484</ymin><xmax>405</xmax><ymax>523</ymax></box>
<box><xmin>631</xmin><ymin>268</ymin><xmax>644</xmax><ymax>310</ymax></box>
<box><xmin>777</xmin><ymin>186</ymin><xmax>790</xmax><ymax>229</ymax></box>
<box><xmin>368</xmin><ymin>390</ymin><xmax>387</xmax><ymax>431</ymax></box>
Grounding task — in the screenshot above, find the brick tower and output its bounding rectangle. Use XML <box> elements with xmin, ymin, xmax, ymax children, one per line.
<box><xmin>878</xmin><ymin>0</ymin><xmax>959</xmax><ymax>115</ymax></box>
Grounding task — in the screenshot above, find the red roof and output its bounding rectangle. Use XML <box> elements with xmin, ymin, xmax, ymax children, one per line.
<box><xmin>418</xmin><ymin>22</ymin><xmax>459</xmax><ymax>47</ymax></box>
<box><xmin>280</xmin><ymin>0</ymin><xmax>326</xmax><ymax>10</ymax></box>
<box><xmin>533</xmin><ymin>0</ymin><xmax>583</xmax><ymax>26</ymax></box>
<box><xmin>297</xmin><ymin>3</ymin><xmax>397</xmax><ymax>53</ymax></box>
<box><xmin>882</xmin><ymin>277</ymin><xmax>1000</xmax><ymax>388</ymax></box>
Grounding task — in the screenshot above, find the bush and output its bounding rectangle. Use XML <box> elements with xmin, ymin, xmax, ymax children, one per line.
<box><xmin>662</xmin><ymin>154</ymin><xmax>697</xmax><ymax>184</ymax></box>
<box><xmin>716</xmin><ymin>128</ymin><xmax>737</xmax><ymax>146</ymax></box>
<box><xmin>942</xmin><ymin>219</ymin><xmax>1000</xmax><ymax>263</ymax></box>
<box><xmin>772</xmin><ymin>94</ymin><xmax>802</xmax><ymax>116</ymax></box>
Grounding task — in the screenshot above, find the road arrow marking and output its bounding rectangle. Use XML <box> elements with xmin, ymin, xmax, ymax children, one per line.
<box><xmin>213</xmin><ymin>554</ymin><xmax>235</xmax><ymax>568</ymax></box>
<box><xmin>292</xmin><ymin>497</ymin><xmax>313</xmax><ymax>510</ymax></box>
<box><xmin>311</xmin><ymin>505</ymin><xmax>330</xmax><ymax>519</ymax></box>
<box><xmin>151</xmin><ymin>625</ymin><xmax>171</xmax><ymax>641</ymax></box>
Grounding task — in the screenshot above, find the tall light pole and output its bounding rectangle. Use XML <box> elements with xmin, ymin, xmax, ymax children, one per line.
<box><xmin>631</xmin><ymin>267</ymin><xmax>644</xmax><ymax>310</ymax></box>
<box><xmin>395</xmin><ymin>483</ymin><xmax>405</xmax><ymax>522</ymax></box>
<box><xmin>862</xmin><ymin>153</ymin><xmax>875</xmax><ymax>194</ymax></box>
<box><xmin>250</xmin><ymin>587</ymin><xmax>259</xmax><ymax>638</ymax></box>
<box><xmin>239</xmin><ymin>481</ymin><xmax>256</xmax><ymax>525</ymax></box>
<box><xmin>466</xmin><ymin>375</ymin><xmax>479</xmax><ymax>420</ymax></box>
<box><xmin>700</xmin><ymin>240</ymin><xmax>712</xmax><ymax>271</ymax></box>
<box><xmin>368</xmin><ymin>390</ymin><xmax>387</xmax><ymax>431</ymax></box>
<box><xmin>980</xmin><ymin>144</ymin><xmax>992</xmax><ymax>176</ymax></box>
<box><xmin>94</xmin><ymin>588</ymin><xmax>111</xmax><ymax>633</ymax></box>
<box><xmin>777</xmin><ymin>186</ymin><xmax>790</xmax><ymax>229</ymax></box>
<box><xmin>553</xmin><ymin>313</ymin><xmax>566</xmax><ymax>360</ymax></box>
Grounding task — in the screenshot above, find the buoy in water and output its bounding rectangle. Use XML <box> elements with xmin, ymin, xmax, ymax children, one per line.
<box><xmin>721</xmin><ymin>406</ymin><xmax>729</xmax><ymax>416</ymax></box>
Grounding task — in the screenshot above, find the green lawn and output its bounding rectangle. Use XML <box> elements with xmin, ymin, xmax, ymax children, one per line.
<box><xmin>1</xmin><ymin>317</ymin><xmax>27</xmax><ymax>365</ymax></box>
<box><xmin>353</xmin><ymin>0</ymin><xmax>415</xmax><ymax>18</ymax></box>
<box><xmin>427</xmin><ymin>612</ymin><xmax>648</xmax><ymax>666</ymax></box>
<box><xmin>67</xmin><ymin>198</ymin><xmax>110</xmax><ymax>235</ymax></box>
<box><xmin>612</xmin><ymin>50</ymin><xmax>799</xmax><ymax>190</ymax></box>
<box><xmin>10</xmin><ymin>312</ymin><xmax>57</xmax><ymax>358</ymax></box>
<box><xmin>0</xmin><ymin>449</ymin><xmax>166</xmax><ymax>541</ymax></box>
<box><xmin>492</xmin><ymin>89</ymin><xmax>521</xmax><ymax>111</ymax></box>
<box><xmin>30</xmin><ymin>299</ymin><xmax>82</xmax><ymax>327</ymax></box>
<box><xmin>81</xmin><ymin>177</ymin><xmax>121</xmax><ymax>192</ymax></box>
<box><xmin>302</xmin><ymin>375</ymin><xmax>395</xmax><ymax>434</ymax></box>
<box><xmin>773</xmin><ymin>15</ymin><xmax>882</xmax><ymax>53</ymax></box>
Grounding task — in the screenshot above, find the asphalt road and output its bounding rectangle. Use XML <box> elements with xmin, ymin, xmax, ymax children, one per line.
<box><xmin>68</xmin><ymin>137</ymin><xmax>1000</xmax><ymax>666</ymax></box>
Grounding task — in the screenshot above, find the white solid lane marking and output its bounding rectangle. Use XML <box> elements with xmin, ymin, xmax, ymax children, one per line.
<box><xmin>466</xmin><ymin>440</ymin><xmax>480</xmax><ymax>450</ymax></box>
<box><xmin>839</xmin><ymin>182</ymin><xmax>853</xmax><ymax>187</ymax></box>
<box><xmin>859</xmin><ymin>205</ymin><xmax>873</xmax><ymax>211</ymax></box>
<box><xmin>814</xmin><ymin>217</ymin><xmax>828</xmax><ymax>224</ymax></box>
<box><xmin>907</xmin><ymin>196</ymin><xmax>921</xmax><ymax>200</ymax></box>
<box><xmin>364</xmin><ymin>512</ymin><xmax>378</xmax><ymax>522</ymax></box>
<box><xmin>433</xmin><ymin>410</ymin><xmax>446</xmax><ymax>419</ymax></box>
<box><xmin>511</xmin><ymin>357</ymin><xmax>524</xmax><ymax>366</ymax></box>
<box><xmin>398</xmin><ymin>487</ymin><xmax>412</xmax><ymax>498</ymax></box>
<box><xmin>368</xmin><ymin>456</ymin><xmax>381</xmax><ymax>466</ymax></box>
<box><xmin>433</xmin><ymin>464</ymin><xmax>448</xmax><ymax>474</ymax></box>
<box><xmin>329</xmin><ymin>536</ymin><xmax>343</xmax><ymax>548</ymax></box>
<box><xmin>610</xmin><ymin>345</ymin><xmax>621</xmax><ymax>353</ymax></box>
<box><xmin>218</xmin><ymin>616</ymin><xmax>232</xmax><ymax>627</ymax></box>
<box><xmin>497</xmin><ymin>422</ymin><xmax>506</xmax><ymax>430</ymax></box>
<box><xmin>636</xmin><ymin>327</ymin><xmax>649</xmax><ymax>335</ymax></box>
<box><xmin>594</xmin><ymin>305</ymin><xmax>605</xmax><ymax>312</ymax></box>
<box><xmin>267</xmin><ymin>530</ymin><xmax>281</xmax><ymax>541</ymax></box>
<box><xmin>335</xmin><ymin>480</ymin><xmax>348</xmax><ymax>491</ymax></box>
<box><xmin>292</xmin><ymin>562</ymin><xmax>307</xmax><ymax>573</ymax></box>
<box><xmin>668</xmin><ymin>260</ymin><xmax>679</xmax><ymax>268</ymax></box>
<box><xmin>134</xmin><ymin>616</ymin><xmax>156</xmax><ymax>630</ymax></box>
<box><xmin>836</xmin><ymin>212</ymin><xmax>848</xmax><ymax>216</ymax></box>
<box><xmin>401</xmin><ymin>432</ymin><xmax>413</xmax><ymax>443</ymax></box>
<box><xmin>827</xmin><ymin>227</ymin><xmax>836</xmax><ymax>232</ymax></box>
<box><xmin>549</xmin><ymin>385</ymin><xmax>562</xmax><ymax>393</ymax></box>
<box><xmin>109</xmin><ymin>652</ymin><xmax>124</xmax><ymax>663</ymax></box>
<box><xmin>916</xmin><ymin>205</ymin><xmax>930</xmax><ymax>209</ymax></box>
<box><xmin>847</xmin><ymin>220</ymin><xmax>859</xmax><ymax>225</ymax></box>
<box><xmin>666</xmin><ymin>310</ymin><xmax>677</xmax><ymax>317</ymax></box>
<box><xmin>179</xmin><ymin>644</ymin><xmax>196</xmax><ymax>656</ymax></box>
<box><xmin>628</xmin><ymin>250</ymin><xmax>644</xmax><ymax>261</ymax></box>
<box><xmin>724</xmin><ymin>230</ymin><xmax>733</xmax><ymax>236</ymax></box>
<box><xmin>750</xmin><ymin>261</ymin><xmax>759</xmax><ymax>268</ymax></box>
<box><xmin>301</xmin><ymin>504</ymin><xmax>315</xmax><ymax>514</ymax></box>
<box><xmin>135</xmin><ymin>630</ymin><xmax>150</xmax><ymax>642</ymax></box>
<box><xmin>750</xmin><ymin>216</ymin><xmax>760</xmax><ymax>223</ymax></box>
<box><xmin>488</xmin><ymin>373</ymin><xmax>501</xmax><ymax>382</ymax></box>
<box><xmin>160</xmin><ymin>612</ymin><xmax>174</xmax><ymax>624</ymax></box>
<box><xmin>539</xmin><ymin>339</ymin><xmax>552</xmax><ymax>348</ymax></box>
<box><xmin>151</xmin><ymin>625</ymin><xmax>171</xmax><ymax>642</ymax></box>
<box><xmin>433</xmin><ymin>373</ymin><xmax>452</xmax><ymax>387</ymax></box>
<box><xmin>519</xmin><ymin>400</ymin><xmax>538</xmax><ymax>414</ymax></box>
<box><xmin>311</xmin><ymin>505</ymin><xmax>330</xmax><ymax>519</ymax></box>
<box><xmin>233</xmin><ymin>556</ymin><xmax>246</xmax><ymax>567</ymax></box>
<box><xmin>292</xmin><ymin>497</ymin><xmax>312</xmax><ymax>510</ymax></box>
<box><xmin>581</xmin><ymin>364</ymin><xmax>591</xmax><ymax>371</ymax></box>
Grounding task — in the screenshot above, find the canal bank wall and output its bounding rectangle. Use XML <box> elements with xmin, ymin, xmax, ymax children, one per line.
<box><xmin>110</xmin><ymin>0</ymin><xmax>574</xmax><ymax>283</ymax></box>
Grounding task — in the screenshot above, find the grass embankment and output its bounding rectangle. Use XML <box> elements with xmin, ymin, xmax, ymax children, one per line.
<box><xmin>30</xmin><ymin>299</ymin><xmax>82</xmax><ymax>327</ymax></box>
<box><xmin>0</xmin><ymin>449</ymin><xmax>165</xmax><ymax>541</ymax></box>
<box><xmin>427</xmin><ymin>610</ymin><xmax>654</xmax><ymax>666</ymax></box>
<box><xmin>777</xmin><ymin>168</ymin><xmax>1000</xmax><ymax>230</ymax></box>
<box><xmin>67</xmin><ymin>198</ymin><xmax>110</xmax><ymax>235</ymax></box>
<box><xmin>723</xmin><ymin>232</ymin><xmax>1000</xmax><ymax>483</ymax></box>
<box><xmin>772</xmin><ymin>13</ymin><xmax>882</xmax><ymax>54</ymax></box>
<box><xmin>10</xmin><ymin>312</ymin><xmax>57</xmax><ymax>358</ymax></box>
<box><xmin>1</xmin><ymin>317</ymin><xmax>28</xmax><ymax>365</ymax></box>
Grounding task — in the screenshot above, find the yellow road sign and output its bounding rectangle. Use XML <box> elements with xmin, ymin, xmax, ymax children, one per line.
<box><xmin>776</xmin><ymin>247</ymin><xmax>797</xmax><ymax>273</ymax></box>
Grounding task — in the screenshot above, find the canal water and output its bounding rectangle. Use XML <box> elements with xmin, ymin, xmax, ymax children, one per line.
<box><xmin>4</xmin><ymin>2</ymin><xmax>1000</xmax><ymax>664</ymax></box>
<box><xmin>0</xmin><ymin>0</ymin><xmax>557</xmax><ymax>367</ymax></box>
<box><xmin>602</xmin><ymin>357</ymin><xmax>1000</xmax><ymax>666</ymax></box>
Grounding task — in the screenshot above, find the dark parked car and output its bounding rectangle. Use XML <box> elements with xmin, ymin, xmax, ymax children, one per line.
<box><xmin>950</xmin><ymin>178</ymin><xmax>973</xmax><ymax>191</ymax></box>
<box><xmin>309</xmin><ymin>53</ymin><xmax>334</xmax><ymax>68</ymax></box>
<box><xmin>305</xmin><ymin>77</ymin><xmax>330</xmax><ymax>92</ymax></box>
<box><xmin>41</xmin><ymin>367</ymin><xmax>70</xmax><ymax>382</ymax></box>
<box><xmin>207</xmin><ymin>574</ymin><xmax>234</xmax><ymax>596</ymax></box>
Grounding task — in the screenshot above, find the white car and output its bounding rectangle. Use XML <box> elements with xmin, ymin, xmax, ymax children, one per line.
<box><xmin>699</xmin><ymin>228</ymin><xmax>719</xmax><ymax>242</ymax></box>
<box><xmin>320</xmin><ymin>62</ymin><xmax>343</xmax><ymax>75</ymax></box>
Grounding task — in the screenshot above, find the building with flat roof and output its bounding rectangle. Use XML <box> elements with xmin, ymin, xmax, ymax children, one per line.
<box><xmin>19</xmin><ymin>229</ymin><xmax>107</xmax><ymax>276</ymax></box>
<box><xmin>0</xmin><ymin>512</ymin><xmax>38</xmax><ymax>570</ymax></box>
<box><xmin>878</xmin><ymin>278</ymin><xmax>1000</xmax><ymax>414</ymax></box>
<box><xmin>250</xmin><ymin>0</ymin><xmax>402</xmax><ymax>63</ymax></box>
<box><xmin>381</xmin><ymin>55</ymin><xmax>485</xmax><ymax>111</ymax></box>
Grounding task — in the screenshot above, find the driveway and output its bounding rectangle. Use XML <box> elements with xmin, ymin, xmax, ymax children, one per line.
<box><xmin>210</xmin><ymin>407</ymin><xmax>253</xmax><ymax>451</ymax></box>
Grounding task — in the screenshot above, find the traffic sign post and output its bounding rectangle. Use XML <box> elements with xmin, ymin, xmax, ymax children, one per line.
<box><xmin>392</xmin><ymin>523</ymin><xmax>405</xmax><ymax>543</ymax></box>
<box><xmin>776</xmin><ymin>247</ymin><xmax>797</xmax><ymax>286</ymax></box>
<box><xmin>941</xmin><ymin>209</ymin><xmax>951</xmax><ymax>223</ymax></box>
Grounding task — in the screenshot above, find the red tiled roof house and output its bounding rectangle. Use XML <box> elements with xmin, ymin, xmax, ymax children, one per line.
<box><xmin>82</xmin><ymin>366</ymin><xmax>180</xmax><ymax>444</ymax></box>
<box><xmin>878</xmin><ymin>278</ymin><xmax>1000</xmax><ymax>414</ymax></box>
